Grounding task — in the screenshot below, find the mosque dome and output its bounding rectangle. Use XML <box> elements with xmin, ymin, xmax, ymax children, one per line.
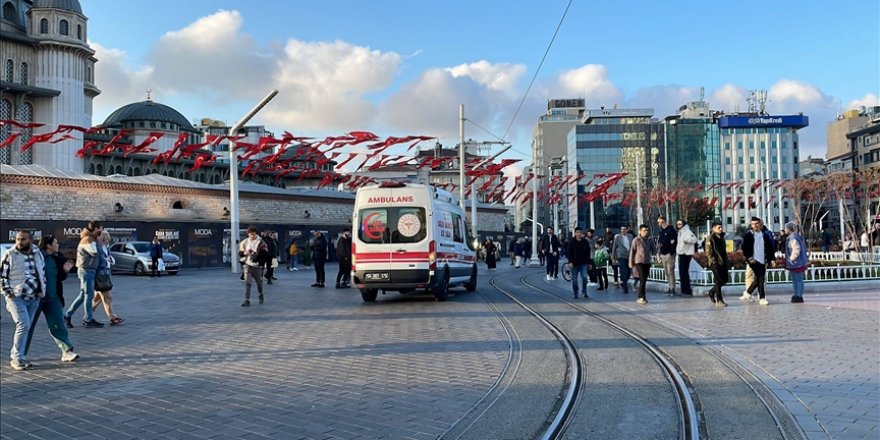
<box><xmin>32</xmin><ymin>0</ymin><xmax>82</xmax><ymax>14</ymax></box>
<box><xmin>101</xmin><ymin>100</ymin><xmax>197</xmax><ymax>132</ymax></box>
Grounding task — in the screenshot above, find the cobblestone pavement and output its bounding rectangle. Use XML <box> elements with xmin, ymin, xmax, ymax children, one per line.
<box><xmin>1</xmin><ymin>266</ymin><xmax>509</xmax><ymax>440</ymax></box>
<box><xmin>2</xmin><ymin>263</ymin><xmax>877</xmax><ymax>440</ymax></box>
<box><xmin>571</xmin><ymin>276</ymin><xmax>880</xmax><ymax>440</ymax></box>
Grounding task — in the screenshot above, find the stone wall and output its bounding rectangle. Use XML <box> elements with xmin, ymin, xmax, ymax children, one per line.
<box><xmin>0</xmin><ymin>174</ymin><xmax>509</xmax><ymax>231</ymax></box>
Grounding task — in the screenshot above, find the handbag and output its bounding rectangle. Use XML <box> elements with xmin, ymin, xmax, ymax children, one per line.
<box><xmin>271</xmin><ymin>257</ymin><xmax>279</xmax><ymax>268</ymax></box>
<box><xmin>95</xmin><ymin>274</ymin><xmax>113</xmax><ymax>291</ymax></box>
<box><xmin>157</xmin><ymin>258</ymin><xmax>166</xmax><ymax>272</ymax></box>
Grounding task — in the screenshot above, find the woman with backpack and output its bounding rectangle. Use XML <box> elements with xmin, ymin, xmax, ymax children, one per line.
<box><xmin>593</xmin><ymin>240</ymin><xmax>609</xmax><ymax>291</ymax></box>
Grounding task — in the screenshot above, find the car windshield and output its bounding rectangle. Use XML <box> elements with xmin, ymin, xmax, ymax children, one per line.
<box><xmin>131</xmin><ymin>243</ymin><xmax>152</xmax><ymax>253</ymax></box>
<box><xmin>358</xmin><ymin>207</ymin><xmax>427</xmax><ymax>244</ymax></box>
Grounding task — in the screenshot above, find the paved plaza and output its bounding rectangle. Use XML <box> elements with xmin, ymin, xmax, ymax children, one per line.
<box><xmin>1</xmin><ymin>263</ymin><xmax>878</xmax><ymax>439</ymax></box>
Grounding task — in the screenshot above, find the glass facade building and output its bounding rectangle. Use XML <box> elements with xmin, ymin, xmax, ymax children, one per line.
<box><xmin>566</xmin><ymin>109</ymin><xmax>663</xmax><ymax>230</ymax></box>
<box><xmin>664</xmin><ymin>115</ymin><xmax>722</xmax><ymax>219</ymax></box>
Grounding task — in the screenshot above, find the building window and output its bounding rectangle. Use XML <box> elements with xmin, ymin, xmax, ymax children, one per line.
<box><xmin>0</xmin><ymin>99</ymin><xmax>11</xmax><ymax>164</ymax></box>
<box><xmin>2</xmin><ymin>2</ymin><xmax>15</xmax><ymax>21</ymax></box>
<box><xmin>59</xmin><ymin>19</ymin><xmax>69</xmax><ymax>35</ymax></box>
<box><xmin>18</xmin><ymin>102</ymin><xmax>33</xmax><ymax>164</ymax></box>
<box><xmin>77</xmin><ymin>24</ymin><xmax>82</xmax><ymax>40</ymax></box>
<box><xmin>39</xmin><ymin>17</ymin><xmax>48</xmax><ymax>33</ymax></box>
<box><xmin>19</xmin><ymin>62</ymin><xmax>26</xmax><ymax>85</ymax></box>
<box><xmin>4</xmin><ymin>59</ymin><xmax>12</xmax><ymax>82</ymax></box>
<box><xmin>86</xmin><ymin>66</ymin><xmax>92</xmax><ymax>82</ymax></box>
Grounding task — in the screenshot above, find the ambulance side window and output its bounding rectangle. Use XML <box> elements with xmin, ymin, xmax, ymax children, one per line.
<box><xmin>451</xmin><ymin>213</ymin><xmax>464</xmax><ymax>243</ymax></box>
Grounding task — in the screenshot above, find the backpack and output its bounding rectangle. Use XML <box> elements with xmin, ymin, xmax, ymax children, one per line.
<box><xmin>593</xmin><ymin>248</ymin><xmax>609</xmax><ymax>266</ymax></box>
<box><xmin>289</xmin><ymin>243</ymin><xmax>297</xmax><ymax>255</ymax></box>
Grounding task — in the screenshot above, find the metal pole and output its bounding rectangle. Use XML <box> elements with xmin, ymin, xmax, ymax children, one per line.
<box><xmin>459</xmin><ymin>104</ymin><xmax>465</xmax><ymax>210</ymax></box>
<box><xmin>229</xmin><ymin>89</ymin><xmax>278</xmax><ymax>273</ymax></box>
<box><xmin>636</xmin><ymin>152</ymin><xmax>643</xmax><ymax>226</ymax></box>
<box><xmin>471</xmin><ymin>177</ymin><xmax>477</xmax><ymax>241</ymax></box>
<box><xmin>530</xmin><ymin>144</ymin><xmax>540</xmax><ymax>266</ymax></box>
<box><xmin>663</xmin><ymin>120</ymin><xmax>669</xmax><ymax>219</ymax></box>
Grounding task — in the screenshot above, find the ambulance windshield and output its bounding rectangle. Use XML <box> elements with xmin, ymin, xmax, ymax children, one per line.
<box><xmin>358</xmin><ymin>207</ymin><xmax>427</xmax><ymax>244</ymax></box>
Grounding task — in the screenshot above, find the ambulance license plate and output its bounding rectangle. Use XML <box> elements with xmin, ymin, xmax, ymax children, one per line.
<box><xmin>365</xmin><ymin>272</ymin><xmax>390</xmax><ymax>281</ymax></box>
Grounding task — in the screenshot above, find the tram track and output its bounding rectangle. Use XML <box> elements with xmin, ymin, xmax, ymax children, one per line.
<box><xmin>520</xmin><ymin>271</ymin><xmax>805</xmax><ymax>440</ymax></box>
<box><xmin>488</xmin><ymin>275</ymin><xmax>584</xmax><ymax>440</ymax></box>
<box><xmin>518</xmin><ymin>275</ymin><xmax>699</xmax><ymax>440</ymax></box>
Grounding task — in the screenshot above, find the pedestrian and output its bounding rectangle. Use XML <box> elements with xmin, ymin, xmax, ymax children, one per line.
<box><xmin>263</xmin><ymin>231</ymin><xmax>278</xmax><ymax>284</ymax></box>
<box><xmin>860</xmin><ymin>229</ymin><xmax>869</xmax><ymax>252</ymax></box>
<box><xmin>335</xmin><ymin>228</ymin><xmax>352</xmax><ymax>288</ymax></box>
<box><xmin>629</xmin><ymin>224</ymin><xmax>656</xmax><ymax>304</ymax></box>
<box><xmin>149</xmin><ymin>236</ymin><xmax>164</xmax><ymax>278</ymax></box>
<box><xmin>1</xmin><ymin>230</ymin><xmax>48</xmax><ymax>370</ymax></box>
<box><xmin>508</xmin><ymin>239</ymin><xmax>516</xmax><ymax>266</ymax></box>
<box><xmin>24</xmin><ymin>234</ymin><xmax>79</xmax><ymax>365</ymax></box>
<box><xmin>513</xmin><ymin>238</ymin><xmax>525</xmax><ymax>268</ymax></box>
<box><xmin>302</xmin><ymin>238</ymin><xmax>313</xmax><ymax>267</ymax></box>
<box><xmin>311</xmin><ymin>231</ymin><xmax>328</xmax><ymax>287</ymax></box>
<box><xmin>603</xmin><ymin>227</ymin><xmax>619</xmax><ymax>287</ymax></box>
<box><xmin>92</xmin><ymin>231</ymin><xmax>124</xmax><ymax>324</ymax></box>
<box><xmin>675</xmin><ymin>220</ymin><xmax>697</xmax><ymax>295</ymax></box>
<box><xmin>288</xmin><ymin>239</ymin><xmax>299</xmax><ymax>271</ymax></box>
<box><xmin>524</xmin><ymin>237</ymin><xmax>532</xmax><ymax>262</ymax></box>
<box><xmin>484</xmin><ymin>238</ymin><xmax>497</xmax><ymax>270</ymax></box>
<box><xmin>585</xmin><ymin>229</ymin><xmax>598</xmax><ymax>285</ymax></box>
<box><xmin>541</xmin><ymin>227</ymin><xmax>562</xmax><ymax>280</ymax></box>
<box><xmin>566</xmin><ymin>227</ymin><xmax>591</xmax><ymax>299</ymax></box>
<box><xmin>705</xmin><ymin>221</ymin><xmax>729</xmax><ymax>307</ymax></box>
<box><xmin>873</xmin><ymin>223</ymin><xmax>880</xmax><ymax>247</ymax></box>
<box><xmin>821</xmin><ymin>228</ymin><xmax>832</xmax><ymax>253</ymax></box>
<box><xmin>784</xmin><ymin>222</ymin><xmax>809</xmax><ymax>303</ymax></box>
<box><xmin>239</xmin><ymin>226</ymin><xmax>267</xmax><ymax>306</ymax></box>
<box><xmin>593</xmin><ymin>240</ymin><xmax>609</xmax><ymax>291</ymax></box>
<box><xmin>656</xmin><ymin>216</ymin><xmax>677</xmax><ymax>295</ymax></box>
<box><xmin>611</xmin><ymin>226</ymin><xmax>633</xmax><ymax>293</ymax></box>
<box><xmin>64</xmin><ymin>221</ymin><xmax>104</xmax><ymax>328</ymax></box>
<box><xmin>742</xmin><ymin>217</ymin><xmax>775</xmax><ymax>306</ymax></box>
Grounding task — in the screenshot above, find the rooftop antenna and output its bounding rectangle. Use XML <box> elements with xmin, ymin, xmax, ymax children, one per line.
<box><xmin>757</xmin><ymin>89</ymin><xmax>768</xmax><ymax>115</ymax></box>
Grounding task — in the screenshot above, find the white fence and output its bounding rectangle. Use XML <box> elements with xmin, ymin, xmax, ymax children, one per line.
<box><xmin>642</xmin><ymin>264</ymin><xmax>880</xmax><ymax>286</ymax></box>
<box><xmin>775</xmin><ymin>250</ymin><xmax>880</xmax><ymax>265</ymax></box>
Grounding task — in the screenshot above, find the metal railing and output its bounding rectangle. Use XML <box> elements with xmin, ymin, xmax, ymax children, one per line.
<box><xmin>638</xmin><ymin>264</ymin><xmax>880</xmax><ymax>286</ymax></box>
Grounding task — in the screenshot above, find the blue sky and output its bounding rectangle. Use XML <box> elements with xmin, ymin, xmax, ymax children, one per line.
<box><xmin>84</xmin><ymin>0</ymin><xmax>879</xmax><ymax>160</ymax></box>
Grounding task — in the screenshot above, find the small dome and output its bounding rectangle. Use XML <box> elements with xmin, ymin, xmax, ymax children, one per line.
<box><xmin>101</xmin><ymin>100</ymin><xmax>197</xmax><ymax>132</ymax></box>
<box><xmin>32</xmin><ymin>0</ymin><xmax>83</xmax><ymax>14</ymax></box>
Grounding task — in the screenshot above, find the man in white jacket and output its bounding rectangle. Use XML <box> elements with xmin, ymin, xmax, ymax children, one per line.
<box><xmin>675</xmin><ymin>220</ymin><xmax>698</xmax><ymax>296</ymax></box>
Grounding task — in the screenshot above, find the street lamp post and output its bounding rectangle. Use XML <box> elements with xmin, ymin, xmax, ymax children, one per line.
<box><xmin>228</xmin><ymin>89</ymin><xmax>278</xmax><ymax>273</ymax></box>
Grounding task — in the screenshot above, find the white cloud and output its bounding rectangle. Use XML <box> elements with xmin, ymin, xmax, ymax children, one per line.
<box><xmin>628</xmin><ymin>85</ymin><xmax>699</xmax><ymax>117</ymax></box>
<box><xmin>91</xmin><ymin>42</ymin><xmax>158</xmax><ymax>123</ymax></box>
<box><xmin>556</xmin><ymin>64</ymin><xmax>623</xmax><ymax>108</ymax></box>
<box><xmin>147</xmin><ymin>10</ymin><xmax>275</xmax><ymax>100</ymax></box>
<box><xmin>446</xmin><ymin>60</ymin><xmax>526</xmax><ymax>95</ymax></box>
<box><xmin>767</xmin><ymin>79</ymin><xmax>828</xmax><ymax>112</ymax></box>
<box><xmin>846</xmin><ymin>93</ymin><xmax>880</xmax><ymax>111</ymax></box>
<box><xmin>382</xmin><ymin>66</ymin><xmax>516</xmax><ymax>140</ymax></box>
<box><xmin>708</xmin><ymin>84</ymin><xmax>749</xmax><ymax>113</ymax></box>
<box><xmin>263</xmin><ymin>39</ymin><xmax>402</xmax><ymax>130</ymax></box>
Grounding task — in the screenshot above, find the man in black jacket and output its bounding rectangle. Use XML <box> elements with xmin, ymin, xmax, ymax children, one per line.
<box><xmin>335</xmin><ymin>228</ymin><xmax>352</xmax><ymax>288</ymax></box>
<box><xmin>742</xmin><ymin>217</ymin><xmax>775</xmax><ymax>305</ymax></box>
<box><xmin>311</xmin><ymin>231</ymin><xmax>328</xmax><ymax>288</ymax></box>
<box><xmin>566</xmin><ymin>227</ymin><xmax>592</xmax><ymax>299</ymax></box>
<box><xmin>656</xmin><ymin>216</ymin><xmax>677</xmax><ymax>294</ymax></box>
<box><xmin>263</xmin><ymin>231</ymin><xmax>278</xmax><ymax>284</ymax></box>
<box><xmin>705</xmin><ymin>221</ymin><xmax>728</xmax><ymax>307</ymax></box>
<box><xmin>540</xmin><ymin>227</ymin><xmax>562</xmax><ymax>280</ymax></box>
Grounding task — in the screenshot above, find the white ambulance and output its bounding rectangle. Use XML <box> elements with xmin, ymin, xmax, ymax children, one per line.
<box><xmin>351</xmin><ymin>182</ymin><xmax>478</xmax><ymax>302</ymax></box>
